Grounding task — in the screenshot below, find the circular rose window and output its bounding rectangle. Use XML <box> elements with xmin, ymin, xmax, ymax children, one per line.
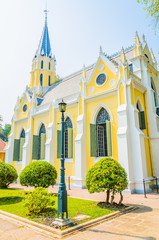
<box><xmin>22</xmin><ymin>104</ymin><xmax>27</xmax><ymax>112</ymax></box>
<box><xmin>96</xmin><ymin>73</ymin><xmax>107</xmax><ymax>86</ymax></box>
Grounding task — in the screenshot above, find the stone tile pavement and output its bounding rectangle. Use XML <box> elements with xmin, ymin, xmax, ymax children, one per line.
<box><xmin>0</xmin><ymin>184</ymin><xmax>158</xmax><ymax>240</ymax></box>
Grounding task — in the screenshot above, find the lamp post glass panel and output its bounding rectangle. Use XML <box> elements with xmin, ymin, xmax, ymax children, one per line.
<box><xmin>58</xmin><ymin>99</ymin><xmax>68</xmax><ymax>219</ymax></box>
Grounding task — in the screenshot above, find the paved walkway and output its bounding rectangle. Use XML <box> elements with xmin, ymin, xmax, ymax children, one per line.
<box><xmin>0</xmin><ymin>184</ymin><xmax>158</xmax><ymax>240</ymax></box>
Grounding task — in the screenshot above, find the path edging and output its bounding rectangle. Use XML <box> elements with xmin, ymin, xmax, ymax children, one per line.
<box><xmin>0</xmin><ymin>206</ymin><xmax>137</xmax><ymax>238</ymax></box>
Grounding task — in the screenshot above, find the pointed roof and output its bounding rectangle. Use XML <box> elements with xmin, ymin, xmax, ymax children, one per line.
<box><xmin>35</xmin><ymin>10</ymin><xmax>52</xmax><ymax>58</ymax></box>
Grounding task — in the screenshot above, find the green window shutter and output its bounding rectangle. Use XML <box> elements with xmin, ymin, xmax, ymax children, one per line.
<box><xmin>106</xmin><ymin>120</ymin><xmax>112</xmax><ymax>157</ymax></box>
<box><xmin>32</xmin><ymin>135</ymin><xmax>39</xmax><ymax>160</ymax></box>
<box><xmin>19</xmin><ymin>138</ymin><xmax>25</xmax><ymax>161</ymax></box>
<box><xmin>57</xmin><ymin>130</ymin><xmax>61</xmax><ymax>158</ymax></box>
<box><xmin>139</xmin><ymin>111</ymin><xmax>146</xmax><ymax>130</ymax></box>
<box><xmin>13</xmin><ymin>139</ymin><xmax>20</xmax><ymax>161</ymax></box>
<box><xmin>90</xmin><ymin>124</ymin><xmax>97</xmax><ymax>157</ymax></box>
<box><xmin>68</xmin><ymin>128</ymin><xmax>73</xmax><ymax>158</ymax></box>
<box><xmin>40</xmin><ymin>133</ymin><xmax>46</xmax><ymax>159</ymax></box>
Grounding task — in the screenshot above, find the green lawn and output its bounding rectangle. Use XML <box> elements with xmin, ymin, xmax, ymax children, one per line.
<box><xmin>0</xmin><ymin>189</ymin><xmax>116</xmax><ymax>225</ymax></box>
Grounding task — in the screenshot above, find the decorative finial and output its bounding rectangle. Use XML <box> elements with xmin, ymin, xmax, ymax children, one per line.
<box><xmin>142</xmin><ymin>34</ymin><xmax>145</xmax><ymax>42</ymax></box>
<box><xmin>99</xmin><ymin>45</ymin><xmax>103</xmax><ymax>56</ymax></box>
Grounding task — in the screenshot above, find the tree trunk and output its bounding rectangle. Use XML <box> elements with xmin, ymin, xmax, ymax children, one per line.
<box><xmin>119</xmin><ymin>192</ymin><xmax>123</xmax><ymax>204</ymax></box>
<box><xmin>111</xmin><ymin>192</ymin><xmax>114</xmax><ymax>204</ymax></box>
<box><xmin>106</xmin><ymin>190</ymin><xmax>110</xmax><ymax>204</ymax></box>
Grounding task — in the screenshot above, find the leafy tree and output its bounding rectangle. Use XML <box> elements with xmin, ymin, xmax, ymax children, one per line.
<box><xmin>3</xmin><ymin>124</ymin><xmax>11</xmax><ymax>139</ymax></box>
<box><xmin>138</xmin><ymin>0</ymin><xmax>159</xmax><ymax>28</ymax></box>
<box><xmin>19</xmin><ymin>161</ymin><xmax>57</xmax><ymax>188</ymax></box>
<box><xmin>0</xmin><ymin>115</ymin><xmax>2</xmax><ymax>128</ymax></box>
<box><xmin>85</xmin><ymin>157</ymin><xmax>127</xmax><ymax>204</ymax></box>
<box><xmin>0</xmin><ymin>161</ymin><xmax>18</xmax><ymax>188</ymax></box>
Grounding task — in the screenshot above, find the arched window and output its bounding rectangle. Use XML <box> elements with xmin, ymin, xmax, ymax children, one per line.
<box><xmin>20</xmin><ymin>129</ymin><xmax>25</xmax><ymax>138</ymax></box>
<box><xmin>90</xmin><ymin>108</ymin><xmax>112</xmax><ymax>158</ymax></box>
<box><xmin>151</xmin><ymin>78</ymin><xmax>158</xmax><ymax>106</ymax></box>
<box><xmin>136</xmin><ymin>100</ymin><xmax>146</xmax><ymax>130</ymax></box>
<box><xmin>49</xmin><ymin>62</ymin><xmax>51</xmax><ymax>70</ymax></box>
<box><xmin>48</xmin><ymin>75</ymin><xmax>51</xmax><ymax>86</ymax></box>
<box><xmin>64</xmin><ymin>117</ymin><xmax>73</xmax><ymax>158</ymax></box>
<box><xmin>41</xmin><ymin>60</ymin><xmax>43</xmax><ymax>69</ymax></box>
<box><xmin>96</xmin><ymin>108</ymin><xmax>110</xmax><ymax>157</ymax></box>
<box><xmin>19</xmin><ymin>129</ymin><xmax>25</xmax><ymax>161</ymax></box>
<box><xmin>40</xmin><ymin>74</ymin><xmax>43</xmax><ymax>86</ymax></box>
<box><xmin>39</xmin><ymin>124</ymin><xmax>46</xmax><ymax>160</ymax></box>
<box><xmin>136</xmin><ymin>100</ymin><xmax>142</xmax><ymax>112</ymax></box>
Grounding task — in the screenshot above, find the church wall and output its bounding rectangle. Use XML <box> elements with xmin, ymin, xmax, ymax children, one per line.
<box><xmin>133</xmin><ymin>88</ymin><xmax>153</xmax><ymax>177</ymax></box>
<box><xmin>17</xmin><ymin>98</ymin><xmax>30</xmax><ymax>120</ymax></box>
<box><xmin>86</xmin><ymin>60</ymin><xmax>118</xmax><ymax>97</ymax></box>
<box><xmin>85</xmin><ymin>94</ymin><xmax>119</xmax><ymax>172</ymax></box>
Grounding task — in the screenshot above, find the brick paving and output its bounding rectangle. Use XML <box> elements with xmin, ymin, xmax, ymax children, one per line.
<box><xmin>0</xmin><ymin>183</ymin><xmax>158</xmax><ymax>240</ymax></box>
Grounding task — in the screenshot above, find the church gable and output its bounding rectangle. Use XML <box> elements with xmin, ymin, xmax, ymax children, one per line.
<box><xmin>17</xmin><ymin>94</ymin><xmax>30</xmax><ymax>120</ymax></box>
<box><xmin>86</xmin><ymin>56</ymin><xmax>118</xmax><ymax>97</ymax></box>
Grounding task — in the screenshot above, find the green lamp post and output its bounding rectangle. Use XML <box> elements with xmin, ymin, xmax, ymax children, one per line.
<box><xmin>53</xmin><ymin>99</ymin><xmax>72</xmax><ymax>226</ymax></box>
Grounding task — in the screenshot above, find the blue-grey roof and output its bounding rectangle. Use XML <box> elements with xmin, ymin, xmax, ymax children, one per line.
<box><xmin>35</xmin><ymin>15</ymin><xmax>52</xmax><ymax>58</ymax></box>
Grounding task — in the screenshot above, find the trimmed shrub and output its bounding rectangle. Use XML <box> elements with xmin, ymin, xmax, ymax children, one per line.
<box><xmin>24</xmin><ymin>187</ymin><xmax>55</xmax><ymax>213</ymax></box>
<box><xmin>19</xmin><ymin>161</ymin><xmax>57</xmax><ymax>188</ymax></box>
<box><xmin>0</xmin><ymin>161</ymin><xmax>18</xmax><ymax>188</ymax></box>
<box><xmin>86</xmin><ymin>157</ymin><xmax>127</xmax><ymax>204</ymax></box>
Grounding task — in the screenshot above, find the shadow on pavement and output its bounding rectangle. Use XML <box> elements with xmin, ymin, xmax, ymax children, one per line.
<box><xmin>88</xmin><ymin>229</ymin><xmax>156</xmax><ymax>240</ymax></box>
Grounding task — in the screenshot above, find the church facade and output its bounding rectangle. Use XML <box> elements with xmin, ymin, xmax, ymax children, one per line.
<box><xmin>5</xmin><ymin>13</ymin><xmax>159</xmax><ymax>193</ymax></box>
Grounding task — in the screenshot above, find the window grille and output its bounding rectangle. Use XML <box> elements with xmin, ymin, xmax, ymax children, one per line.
<box><xmin>96</xmin><ymin>108</ymin><xmax>110</xmax><ymax>124</ymax></box>
<box><xmin>97</xmin><ymin>125</ymin><xmax>105</xmax><ymax>157</ymax></box>
<box><xmin>64</xmin><ymin>130</ymin><xmax>68</xmax><ymax>158</ymax></box>
<box><xmin>64</xmin><ymin>117</ymin><xmax>73</xmax><ymax>158</ymax></box>
<box><xmin>39</xmin><ymin>124</ymin><xmax>46</xmax><ymax>159</ymax></box>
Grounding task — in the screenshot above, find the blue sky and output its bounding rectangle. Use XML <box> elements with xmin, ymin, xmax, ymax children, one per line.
<box><xmin>0</xmin><ymin>0</ymin><xmax>159</xmax><ymax>125</ymax></box>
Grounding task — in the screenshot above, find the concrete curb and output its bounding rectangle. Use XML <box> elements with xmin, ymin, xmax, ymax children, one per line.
<box><xmin>0</xmin><ymin>205</ymin><xmax>137</xmax><ymax>239</ymax></box>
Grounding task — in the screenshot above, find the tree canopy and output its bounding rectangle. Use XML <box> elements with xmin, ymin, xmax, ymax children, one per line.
<box><xmin>138</xmin><ymin>0</ymin><xmax>159</xmax><ymax>28</ymax></box>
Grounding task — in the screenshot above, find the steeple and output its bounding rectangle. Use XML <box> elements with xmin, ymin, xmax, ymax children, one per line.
<box><xmin>30</xmin><ymin>8</ymin><xmax>57</xmax><ymax>89</ymax></box>
<box><xmin>35</xmin><ymin>9</ymin><xmax>52</xmax><ymax>58</ymax></box>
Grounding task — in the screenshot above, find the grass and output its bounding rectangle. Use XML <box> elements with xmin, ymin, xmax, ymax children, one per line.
<box><xmin>0</xmin><ymin>189</ymin><xmax>117</xmax><ymax>225</ymax></box>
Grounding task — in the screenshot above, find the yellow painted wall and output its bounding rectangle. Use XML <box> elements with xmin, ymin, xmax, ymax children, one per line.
<box><xmin>0</xmin><ymin>153</ymin><xmax>5</xmax><ymax>162</ymax></box>
<box><xmin>86</xmin><ymin>94</ymin><xmax>119</xmax><ymax>171</ymax></box>
<box><xmin>15</xmin><ymin>121</ymin><xmax>28</xmax><ymax>139</ymax></box>
<box><xmin>17</xmin><ymin>97</ymin><xmax>30</xmax><ymax>120</ymax></box>
<box><xmin>30</xmin><ymin>56</ymin><xmax>56</xmax><ymax>88</ymax></box>
<box><xmin>13</xmin><ymin>161</ymin><xmax>22</xmax><ymax>175</ymax></box>
<box><xmin>119</xmin><ymin>83</ymin><xmax>125</xmax><ymax>105</ymax></box>
<box><xmin>79</xmin><ymin>96</ymin><xmax>83</xmax><ymax>115</ymax></box>
<box><xmin>86</xmin><ymin>60</ymin><xmax>118</xmax><ymax>97</ymax></box>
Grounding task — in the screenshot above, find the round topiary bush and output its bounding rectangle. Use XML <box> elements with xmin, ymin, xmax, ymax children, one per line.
<box><xmin>24</xmin><ymin>187</ymin><xmax>55</xmax><ymax>213</ymax></box>
<box><xmin>85</xmin><ymin>157</ymin><xmax>127</xmax><ymax>204</ymax></box>
<box><xmin>19</xmin><ymin>161</ymin><xmax>57</xmax><ymax>188</ymax></box>
<box><xmin>0</xmin><ymin>161</ymin><xmax>18</xmax><ymax>188</ymax></box>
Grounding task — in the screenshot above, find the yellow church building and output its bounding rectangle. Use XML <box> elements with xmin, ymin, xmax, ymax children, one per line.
<box><xmin>5</xmin><ymin>12</ymin><xmax>159</xmax><ymax>193</ymax></box>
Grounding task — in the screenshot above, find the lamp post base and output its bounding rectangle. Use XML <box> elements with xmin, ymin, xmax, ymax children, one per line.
<box><xmin>52</xmin><ymin>218</ymin><xmax>73</xmax><ymax>227</ymax></box>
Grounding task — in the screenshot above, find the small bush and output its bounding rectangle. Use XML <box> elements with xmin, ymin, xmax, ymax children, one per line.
<box><xmin>0</xmin><ymin>161</ymin><xmax>18</xmax><ymax>188</ymax></box>
<box><xmin>86</xmin><ymin>157</ymin><xmax>127</xmax><ymax>204</ymax></box>
<box><xmin>19</xmin><ymin>161</ymin><xmax>57</xmax><ymax>188</ymax></box>
<box><xmin>24</xmin><ymin>187</ymin><xmax>55</xmax><ymax>213</ymax></box>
